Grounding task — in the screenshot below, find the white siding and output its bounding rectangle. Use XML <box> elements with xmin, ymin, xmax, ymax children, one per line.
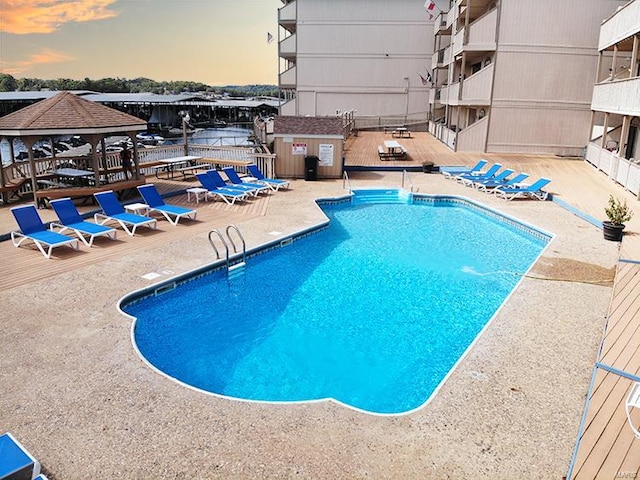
<box><xmin>282</xmin><ymin>0</ymin><xmax>433</xmax><ymax>118</ymax></box>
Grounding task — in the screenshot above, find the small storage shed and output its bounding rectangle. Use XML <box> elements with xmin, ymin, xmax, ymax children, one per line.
<box><xmin>273</xmin><ymin>116</ymin><xmax>344</xmax><ymax>179</ymax></box>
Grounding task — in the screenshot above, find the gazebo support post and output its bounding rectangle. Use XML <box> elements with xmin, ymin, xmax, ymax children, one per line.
<box><xmin>85</xmin><ymin>135</ymin><xmax>102</xmax><ymax>187</ymax></box>
<box><xmin>0</xmin><ymin>136</ymin><xmax>7</xmax><ymax>204</ymax></box>
<box><xmin>128</xmin><ymin>133</ymin><xmax>141</xmax><ymax>180</ymax></box>
<box><xmin>22</xmin><ymin>137</ymin><xmax>39</xmax><ymax>207</ymax></box>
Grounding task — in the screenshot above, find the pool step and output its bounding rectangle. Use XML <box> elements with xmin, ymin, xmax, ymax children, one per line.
<box><xmin>352</xmin><ymin>189</ymin><xmax>412</xmax><ymax>205</ymax></box>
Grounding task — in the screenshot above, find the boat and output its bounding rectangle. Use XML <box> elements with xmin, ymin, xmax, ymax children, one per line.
<box><xmin>136</xmin><ymin>132</ymin><xmax>165</xmax><ymax>146</ymax></box>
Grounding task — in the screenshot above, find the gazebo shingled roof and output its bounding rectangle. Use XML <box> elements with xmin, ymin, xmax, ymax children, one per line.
<box><xmin>0</xmin><ymin>91</ymin><xmax>149</xmax><ymax>205</ymax></box>
<box><xmin>0</xmin><ymin>91</ymin><xmax>147</xmax><ymax>137</ymax></box>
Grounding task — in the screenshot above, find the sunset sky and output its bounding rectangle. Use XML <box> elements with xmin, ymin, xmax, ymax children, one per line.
<box><xmin>0</xmin><ymin>0</ymin><xmax>283</xmax><ymax>86</ymax></box>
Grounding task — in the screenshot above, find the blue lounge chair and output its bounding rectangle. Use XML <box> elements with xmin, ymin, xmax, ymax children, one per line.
<box><xmin>476</xmin><ymin>172</ymin><xmax>530</xmax><ymax>193</ymax></box>
<box><xmin>196</xmin><ymin>173</ymin><xmax>248</xmax><ymax>205</ymax></box>
<box><xmin>93</xmin><ymin>190</ymin><xmax>158</xmax><ymax>235</ymax></box>
<box><xmin>440</xmin><ymin>159</ymin><xmax>488</xmax><ymax>180</ymax></box>
<box><xmin>455</xmin><ymin>163</ymin><xmax>502</xmax><ymax>183</ymax></box>
<box><xmin>463</xmin><ymin>168</ymin><xmax>513</xmax><ymax>188</ymax></box>
<box><xmin>10</xmin><ymin>204</ymin><xmax>79</xmax><ymax>258</ymax></box>
<box><xmin>495</xmin><ymin>177</ymin><xmax>552</xmax><ymax>201</ymax></box>
<box><xmin>50</xmin><ymin>197</ymin><xmax>117</xmax><ymax>246</ymax></box>
<box><xmin>137</xmin><ymin>184</ymin><xmax>197</xmax><ymax>225</ymax></box>
<box><xmin>247</xmin><ymin>164</ymin><xmax>290</xmax><ymax>191</ymax></box>
<box><xmin>207</xmin><ymin>169</ymin><xmax>260</xmax><ymax>197</ymax></box>
<box><xmin>0</xmin><ymin>432</ymin><xmax>42</xmax><ymax>480</ymax></box>
<box><xmin>222</xmin><ymin>167</ymin><xmax>269</xmax><ymax>195</ymax></box>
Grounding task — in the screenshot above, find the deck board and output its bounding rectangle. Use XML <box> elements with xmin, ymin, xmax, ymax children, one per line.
<box><xmin>571</xmin><ymin>261</ymin><xmax>640</xmax><ymax>479</ymax></box>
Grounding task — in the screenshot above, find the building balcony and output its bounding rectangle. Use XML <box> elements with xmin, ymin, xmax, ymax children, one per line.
<box><xmin>460</xmin><ymin>63</ymin><xmax>493</xmax><ymax>105</ymax></box>
<box><xmin>446</xmin><ymin>82</ymin><xmax>460</xmax><ymax>106</ymax></box>
<box><xmin>439</xmin><ymin>85</ymin><xmax>449</xmax><ymax>104</ymax></box>
<box><xmin>279</xmin><ymin>66</ymin><xmax>297</xmax><ymax>89</ymax></box>
<box><xmin>445</xmin><ymin>8</ymin><xmax>456</xmax><ymax>30</ymax></box>
<box><xmin>456</xmin><ymin>115</ymin><xmax>488</xmax><ymax>152</ymax></box>
<box><xmin>431</xmin><ymin>49</ymin><xmax>446</xmax><ymax>70</ymax></box>
<box><xmin>466</xmin><ymin>8</ymin><xmax>497</xmax><ymax>50</ymax></box>
<box><xmin>279</xmin><ymin>34</ymin><xmax>297</xmax><ymax>59</ymax></box>
<box><xmin>453</xmin><ymin>28</ymin><xmax>464</xmax><ymax>57</ymax></box>
<box><xmin>442</xmin><ymin>45</ymin><xmax>452</xmax><ymax>66</ymax></box>
<box><xmin>599</xmin><ymin>0</ymin><xmax>640</xmax><ymax>51</ymax></box>
<box><xmin>279</xmin><ymin>98</ymin><xmax>296</xmax><ymax>116</ymax></box>
<box><xmin>429</xmin><ymin>87</ymin><xmax>443</xmax><ymax>108</ymax></box>
<box><xmin>278</xmin><ymin>1</ymin><xmax>296</xmax><ymax>33</ymax></box>
<box><xmin>433</xmin><ymin>12</ymin><xmax>450</xmax><ymax>35</ymax></box>
<box><xmin>592</xmin><ymin>77</ymin><xmax>640</xmax><ymax>116</ymax></box>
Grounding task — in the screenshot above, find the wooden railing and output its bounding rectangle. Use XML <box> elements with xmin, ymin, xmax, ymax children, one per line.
<box><xmin>1</xmin><ymin>144</ymin><xmax>277</xmax><ymax>201</ymax></box>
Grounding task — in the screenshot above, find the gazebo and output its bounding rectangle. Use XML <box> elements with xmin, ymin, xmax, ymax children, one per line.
<box><xmin>0</xmin><ymin>91</ymin><xmax>148</xmax><ymax>205</ymax></box>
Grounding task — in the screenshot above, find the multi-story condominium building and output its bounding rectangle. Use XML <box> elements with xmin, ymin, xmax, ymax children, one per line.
<box><xmin>429</xmin><ymin>0</ymin><xmax>626</xmax><ymax>155</ymax></box>
<box><xmin>586</xmin><ymin>0</ymin><xmax>640</xmax><ymax>196</ymax></box>
<box><xmin>277</xmin><ymin>0</ymin><xmax>434</xmax><ymax>122</ymax></box>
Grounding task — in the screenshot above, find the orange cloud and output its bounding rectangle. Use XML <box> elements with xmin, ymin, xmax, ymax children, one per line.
<box><xmin>0</xmin><ymin>0</ymin><xmax>119</xmax><ymax>34</ymax></box>
<box><xmin>1</xmin><ymin>48</ymin><xmax>75</xmax><ymax>75</ymax></box>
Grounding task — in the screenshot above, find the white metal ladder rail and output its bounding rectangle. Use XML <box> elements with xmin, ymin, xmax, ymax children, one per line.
<box><xmin>343</xmin><ymin>171</ymin><xmax>352</xmax><ymax>193</ymax></box>
<box><xmin>402</xmin><ymin>169</ymin><xmax>416</xmax><ymax>192</ymax></box>
<box><xmin>208</xmin><ymin>224</ymin><xmax>246</xmax><ymax>275</ymax></box>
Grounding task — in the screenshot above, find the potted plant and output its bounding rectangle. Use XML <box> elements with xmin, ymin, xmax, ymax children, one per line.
<box><xmin>422</xmin><ymin>160</ymin><xmax>435</xmax><ymax>173</ymax></box>
<box><xmin>603</xmin><ymin>195</ymin><xmax>634</xmax><ymax>241</ymax></box>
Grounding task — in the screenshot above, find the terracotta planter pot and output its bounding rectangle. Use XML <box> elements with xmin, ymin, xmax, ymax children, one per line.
<box><xmin>603</xmin><ymin>221</ymin><xmax>625</xmax><ymax>241</ymax></box>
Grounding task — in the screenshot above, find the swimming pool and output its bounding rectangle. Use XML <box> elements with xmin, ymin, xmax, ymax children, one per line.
<box><xmin>123</xmin><ymin>194</ymin><xmax>550</xmax><ymax>415</ymax></box>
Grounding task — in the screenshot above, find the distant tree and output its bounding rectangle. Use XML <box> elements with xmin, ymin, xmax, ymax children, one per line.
<box><xmin>3</xmin><ymin>75</ymin><xmax>277</xmax><ymax>97</ymax></box>
<box><xmin>0</xmin><ymin>74</ymin><xmax>18</xmax><ymax>92</ymax></box>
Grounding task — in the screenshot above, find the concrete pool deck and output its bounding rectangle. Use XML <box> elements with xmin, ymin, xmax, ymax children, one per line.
<box><xmin>0</xmin><ymin>171</ymin><xmax>625</xmax><ymax>478</ymax></box>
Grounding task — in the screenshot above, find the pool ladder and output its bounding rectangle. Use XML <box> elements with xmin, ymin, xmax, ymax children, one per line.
<box><xmin>208</xmin><ymin>225</ymin><xmax>246</xmax><ymax>277</ymax></box>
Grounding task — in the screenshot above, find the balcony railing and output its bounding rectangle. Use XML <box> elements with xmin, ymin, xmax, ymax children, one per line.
<box><xmin>453</xmin><ymin>28</ymin><xmax>464</xmax><ymax>57</ymax></box>
<box><xmin>585</xmin><ymin>142</ymin><xmax>640</xmax><ymax>195</ymax></box>
<box><xmin>446</xmin><ymin>82</ymin><xmax>460</xmax><ymax>106</ymax></box>
<box><xmin>279</xmin><ymin>34</ymin><xmax>296</xmax><ymax>58</ymax></box>
<box><xmin>460</xmin><ymin>63</ymin><xmax>493</xmax><ymax>105</ymax></box>
<box><xmin>446</xmin><ymin>8</ymin><xmax>456</xmax><ymax>30</ymax></box>
<box><xmin>433</xmin><ymin>12</ymin><xmax>448</xmax><ymax>35</ymax></box>
<box><xmin>466</xmin><ymin>8</ymin><xmax>497</xmax><ymax>50</ymax></box>
<box><xmin>599</xmin><ymin>0</ymin><xmax>640</xmax><ymax>51</ymax></box>
<box><xmin>456</xmin><ymin>116</ymin><xmax>488</xmax><ymax>152</ymax></box>
<box><xmin>592</xmin><ymin>77</ymin><xmax>640</xmax><ymax>116</ymax></box>
<box><xmin>443</xmin><ymin>45</ymin><xmax>452</xmax><ymax>66</ymax></box>
<box><xmin>440</xmin><ymin>85</ymin><xmax>449</xmax><ymax>104</ymax></box>
<box><xmin>278</xmin><ymin>0</ymin><xmax>296</xmax><ymax>25</ymax></box>
<box><xmin>279</xmin><ymin>66</ymin><xmax>296</xmax><ymax>89</ymax></box>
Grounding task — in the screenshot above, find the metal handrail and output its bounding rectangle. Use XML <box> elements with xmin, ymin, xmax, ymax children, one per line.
<box><xmin>208</xmin><ymin>229</ymin><xmax>230</xmax><ymax>271</ymax></box>
<box><xmin>209</xmin><ymin>225</ymin><xmax>246</xmax><ymax>274</ymax></box>
<box><xmin>343</xmin><ymin>171</ymin><xmax>352</xmax><ymax>192</ymax></box>
<box><xmin>225</xmin><ymin>224</ymin><xmax>246</xmax><ymax>266</ymax></box>
<box><xmin>402</xmin><ymin>169</ymin><xmax>416</xmax><ymax>192</ymax></box>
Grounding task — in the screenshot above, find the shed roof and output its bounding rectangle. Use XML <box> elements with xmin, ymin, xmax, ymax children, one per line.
<box><xmin>274</xmin><ymin>116</ymin><xmax>343</xmax><ymax>136</ymax></box>
<box><xmin>0</xmin><ymin>91</ymin><xmax>147</xmax><ymax>137</ymax></box>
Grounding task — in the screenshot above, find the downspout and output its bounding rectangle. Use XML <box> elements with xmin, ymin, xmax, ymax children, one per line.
<box><xmin>483</xmin><ymin>0</ymin><xmax>502</xmax><ymax>154</ymax></box>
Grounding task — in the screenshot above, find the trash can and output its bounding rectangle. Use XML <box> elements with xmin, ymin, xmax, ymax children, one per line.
<box><xmin>304</xmin><ymin>155</ymin><xmax>319</xmax><ymax>181</ymax></box>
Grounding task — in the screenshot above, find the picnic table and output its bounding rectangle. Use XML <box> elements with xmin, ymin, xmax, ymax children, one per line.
<box><xmin>378</xmin><ymin>141</ymin><xmax>408</xmax><ymax>160</ymax></box>
<box><xmin>51</xmin><ymin>167</ymin><xmax>95</xmax><ymax>186</ymax></box>
<box><xmin>391</xmin><ymin>127</ymin><xmax>412</xmax><ymax>138</ymax></box>
<box><xmin>152</xmin><ymin>155</ymin><xmax>208</xmax><ymax>180</ymax></box>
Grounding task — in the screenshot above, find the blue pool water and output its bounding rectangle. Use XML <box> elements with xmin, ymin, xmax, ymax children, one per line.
<box><xmin>125</xmin><ymin>197</ymin><xmax>548</xmax><ymax>414</ymax></box>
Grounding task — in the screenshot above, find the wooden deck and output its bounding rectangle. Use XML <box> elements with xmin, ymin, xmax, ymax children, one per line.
<box><xmin>0</xmin><ymin>178</ymin><xmax>269</xmax><ymax>291</ymax></box>
<box><xmin>2</xmin><ymin>132</ymin><xmax>640</xmax><ymax>477</ymax></box>
<box><xmin>569</xmin><ymin>260</ymin><xmax>640</xmax><ymax>479</ymax></box>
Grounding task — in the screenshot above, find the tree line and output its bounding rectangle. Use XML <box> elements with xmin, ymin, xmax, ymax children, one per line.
<box><xmin>0</xmin><ymin>73</ymin><xmax>279</xmax><ymax>97</ymax></box>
